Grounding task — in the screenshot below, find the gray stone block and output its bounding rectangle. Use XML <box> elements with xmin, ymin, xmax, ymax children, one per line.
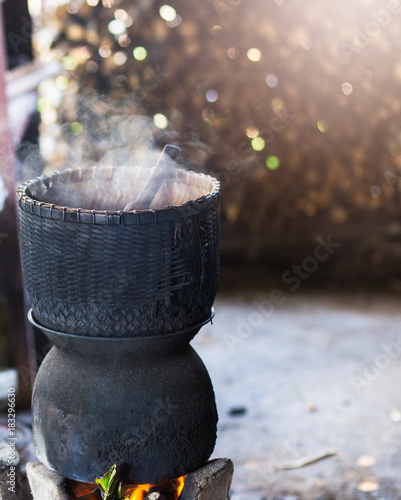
<box><xmin>27</xmin><ymin>462</ymin><xmax>69</xmax><ymax>500</ymax></box>
<box><xmin>180</xmin><ymin>459</ymin><xmax>234</xmax><ymax>500</ymax></box>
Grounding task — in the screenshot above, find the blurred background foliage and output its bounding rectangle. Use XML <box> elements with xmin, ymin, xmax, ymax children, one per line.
<box><xmin>26</xmin><ymin>0</ymin><xmax>401</xmax><ymax>286</ymax></box>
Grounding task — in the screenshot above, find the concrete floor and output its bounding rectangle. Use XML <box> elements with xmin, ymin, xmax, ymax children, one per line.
<box><xmin>192</xmin><ymin>291</ymin><xmax>401</xmax><ymax>499</ymax></box>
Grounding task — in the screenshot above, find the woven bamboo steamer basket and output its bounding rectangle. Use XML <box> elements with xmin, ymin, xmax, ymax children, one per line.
<box><xmin>18</xmin><ymin>165</ymin><xmax>221</xmax><ymax>337</ymax></box>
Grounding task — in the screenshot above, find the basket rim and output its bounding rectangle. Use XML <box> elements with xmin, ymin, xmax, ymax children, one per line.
<box><xmin>28</xmin><ymin>308</ymin><xmax>214</xmax><ymax>341</ymax></box>
<box><xmin>17</xmin><ymin>166</ymin><xmax>221</xmax><ymax>225</ymax></box>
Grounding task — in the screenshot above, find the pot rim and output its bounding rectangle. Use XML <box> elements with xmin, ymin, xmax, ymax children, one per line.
<box><xmin>28</xmin><ymin>308</ymin><xmax>214</xmax><ymax>342</ymax></box>
<box><xmin>17</xmin><ymin>166</ymin><xmax>221</xmax><ymax>225</ymax></box>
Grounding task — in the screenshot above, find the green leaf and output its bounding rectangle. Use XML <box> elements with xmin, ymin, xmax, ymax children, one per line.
<box><xmin>95</xmin><ymin>464</ymin><xmax>123</xmax><ymax>500</ymax></box>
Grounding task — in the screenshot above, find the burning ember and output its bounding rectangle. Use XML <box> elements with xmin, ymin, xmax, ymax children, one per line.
<box><xmin>69</xmin><ymin>475</ymin><xmax>187</xmax><ymax>499</ymax></box>
<box><xmin>125</xmin><ymin>476</ymin><xmax>186</xmax><ymax>499</ymax></box>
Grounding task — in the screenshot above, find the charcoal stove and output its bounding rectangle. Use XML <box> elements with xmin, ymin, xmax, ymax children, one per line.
<box><xmin>27</xmin><ymin>458</ymin><xmax>234</xmax><ymax>499</ymax></box>
<box><xmin>16</xmin><ymin>161</ymin><xmax>230</xmax><ymax>495</ymax></box>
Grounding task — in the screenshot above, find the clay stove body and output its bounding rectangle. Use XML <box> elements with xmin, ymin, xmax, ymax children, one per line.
<box><xmin>28</xmin><ymin>311</ymin><xmax>218</xmax><ymax>484</ymax></box>
<box><xmin>17</xmin><ymin>165</ymin><xmax>222</xmax><ymax>486</ymax></box>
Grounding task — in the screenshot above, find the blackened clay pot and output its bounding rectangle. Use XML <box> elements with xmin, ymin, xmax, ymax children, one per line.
<box><xmin>28</xmin><ymin>310</ymin><xmax>218</xmax><ymax>484</ymax></box>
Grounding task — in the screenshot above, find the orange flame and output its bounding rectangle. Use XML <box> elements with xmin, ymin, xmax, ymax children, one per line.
<box><xmin>70</xmin><ymin>475</ymin><xmax>187</xmax><ymax>499</ymax></box>
<box><xmin>128</xmin><ymin>475</ymin><xmax>187</xmax><ymax>500</ymax></box>
<box><xmin>176</xmin><ymin>475</ymin><xmax>186</xmax><ymax>497</ymax></box>
<box><xmin>129</xmin><ymin>484</ymin><xmax>150</xmax><ymax>500</ymax></box>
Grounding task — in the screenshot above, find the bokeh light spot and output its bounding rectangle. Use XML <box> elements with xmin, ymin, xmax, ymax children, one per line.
<box><xmin>37</xmin><ymin>97</ymin><xmax>50</xmax><ymax>113</ymax></box>
<box><xmin>227</xmin><ymin>47</ymin><xmax>239</xmax><ymax>60</ymax></box>
<box><xmin>114</xmin><ymin>9</ymin><xmax>128</xmax><ymax>21</ymax></box>
<box><xmin>124</xmin><ymin>15</ymin><xmax>133</xmax><ymax>27</ymax></box>
<box><xmin>202</xmin><ymin>108</ymin><xmax>214</xmax><ymax>120</ymax></box>
<box><xmin>71</xmin><ymin>122</ymin><xmax>83</xmax><ymax>135</ymax></box>
<box><xmin>118</xmin><ymin>34</ymin><xmax>131</xmax><ymax>47</ymax></box>
<box><xmin>61</xmin><ymin>56</ymin><xmax>79</xmax><ymax>71</ymax></box>
<box><xmin>67</xmin><ymin>2</ymin><xmax>79</xmax><ymax>14</ymax></box>
<box><xmin>211</xmin><ymin>25</ymin><xmax>223</xmax><ymax>35</ymax></box>
<box><xmin>99</xmin><ymin>45</ymin><xmax>112</xmax><ymax>58</ymax></box>
<box><xmin>341</xmin><ymin>82</ymin><xmax>353</xmax><ymax>96</ymax></box>
<box><xmin>265</xmin><ymin>74</ymin><xmax>278</xmax><ymax>88</ymax></box>
<box><xmin>159</xmin><ymin>5</ymin><xmax>177</xmax><ymax>22</ymax></box>
<box><xmin>153</xmin><ymin>113</ymin><xmax>168</xmax><ymax>129</ymax></box>
<box><xmin>167</xmin><ymin>15</ymin><xmax>182</xmax><ymax>28</ymax></box>
<box><xmin>266</xmin><ymin>155</ymin><xmax>280</xmax><ymax>170</ymax></box>
<box><xmin>86</xmin><ymin>0</ymin><xmax>99</xmax><ymax>5</ymax></box>
<box><xmin>245</xmin><ymin>126</ymin><xmax>259</xmax><ymax>138</ymax></box>
<box><xmin>133</xmin><ymin>46</ymin><xmax>147</xmax><ymax>61</ymax></box>
<box><xmin>271</xmin><ymin>96</ymin><xmax>284</xmax><ymax>112</ymax></box>
<box><xmin>252</xmin><ymin>137</ymin><xmax>265</xmax><ymax>151</ymax></box>
<box><xmin>247</xmin><ymin>48</ymin><xmax>262</xmax><ymax>62</ymax></box>
<box><xmin>86</xmin><ymin>61</ymin><xmax>99</xmax><ymax>73</ymax></box>
<box><xmin>114</xmin><ymin>51</ymin><xmax>127</xmax><ymax>65</ymax></box>
<box><xmin>114</xmin><ymin>9</ymin><xmax>133</xmax><ymax>27</ymax></box>
<box><xmin>55</xmin><ymin>76</ymin><xmax>69</xmax><ymax>90</ymax></box>
<box><xmin>108</xmin><ymin>19</ymin><xmax>126</xmax><ymax>35</ymax></box>
<box><xmin>206</xmin><ymin>89</ymin><xmax>218</xmax><ymax>103</ymax></box>
<box><xmin>357</xmin><ymin>480</ymin><xmax>379</xmax><ymax>493</ymax></box>
<box><xmin>317</xmin><ymin>120</ymin><xmax>328</xmax><ymax>133</ymax></box>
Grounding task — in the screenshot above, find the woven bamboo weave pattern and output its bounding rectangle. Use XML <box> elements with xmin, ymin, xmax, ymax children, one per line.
<box><xmin>18</xmin><ymin>166</ymin><xmax>220</xmax><ymax>337</ymax></box>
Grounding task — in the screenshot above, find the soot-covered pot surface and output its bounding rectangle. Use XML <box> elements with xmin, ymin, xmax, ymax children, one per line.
<box><xmin>29</xmin><ymin>310</ymin><xmax>218</xmax><ymax>484</ymax></box>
